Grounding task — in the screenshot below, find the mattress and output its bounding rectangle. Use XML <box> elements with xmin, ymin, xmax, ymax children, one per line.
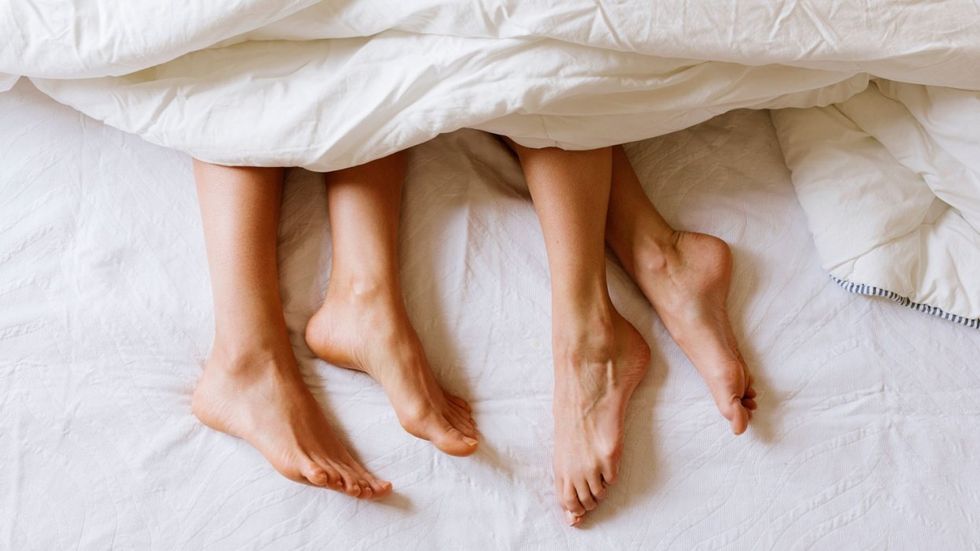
<box><xmin>2</xmin><ymin>81</ymin><xmax>979</xmax><ymax>549</ymax></box>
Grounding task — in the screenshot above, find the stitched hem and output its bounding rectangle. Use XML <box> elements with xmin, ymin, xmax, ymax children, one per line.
<box><xmin>831</xmin><ymin>276</ymin><xmax>980</xmax><ymax>329</ymax></box>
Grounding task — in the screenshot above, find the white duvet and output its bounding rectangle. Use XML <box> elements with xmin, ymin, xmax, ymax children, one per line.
<box><xmin>1</xmin><ymin>0</ymin><xmax>978</xmax><ymax>324</ymax></box>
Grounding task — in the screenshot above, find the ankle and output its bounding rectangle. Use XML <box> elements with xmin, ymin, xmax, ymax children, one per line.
<box><xmin>311</xmin><ymin>277</ymin><xmax>417</xmax><ymax>353</ymax></box>
<box><xmin>326</xmin><ymin>272</ymin><xmax>401</xmax><ymax>306</ymax></box>
<box><xmin>208</xmin><ymin>337</ymin><xmax>294</xmax><ymax>376</ymax></box>
<box><xmin>630</xmin><ymin>230</ymin><xmax>677</xmax><ymax>277</ymax></box>
<box><xmin>553</xmin><ymin>303</ymin><xmax>618</xmax><ymax>363</ymax></box>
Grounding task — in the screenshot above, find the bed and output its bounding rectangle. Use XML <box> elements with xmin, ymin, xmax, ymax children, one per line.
<box><xmin>2</xmin><ymin>79</ymin><xmax>979</xmax><ymax>549</ymax></box>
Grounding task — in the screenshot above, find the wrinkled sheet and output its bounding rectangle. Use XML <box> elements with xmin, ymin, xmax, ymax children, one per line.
<box><xmin>3</xmin><ymin>81</ymin><xmax>980</xmax><ymax>550</ymax></box>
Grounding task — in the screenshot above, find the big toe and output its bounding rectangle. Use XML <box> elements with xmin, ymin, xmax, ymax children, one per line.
<box><xmin>703</xmin><ymin>363</ymin><xmax>752</xmax><ymax>434</ymax></box>
<box><xmin>304</xmin><ymin>466</ymin><xmax>332</xmax><ymax>487</ymax></box>
<box><xmin>724</xmin><ymin>397</ymin><xmax>750</xmax><ymax>435</ymax></box>
<box><xmin>432</xmin><ymin>423</ymin><xmax>479</xmax><ymax>456</ymax></box>
<box><xmin>404</xmin><ymin>413</ymin><xmax>479</xmax><ymax>456</ymax></box>
<box><xmin>447</xmin><ymin>405</ymin><xmax>478</xmax><ymax>438</ymax></box>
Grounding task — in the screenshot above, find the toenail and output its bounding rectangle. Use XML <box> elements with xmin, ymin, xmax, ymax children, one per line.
<box><xmin>462</xmin><ymin>436</ymin><xmax>478</xmax><ymax>446</ymax></box>
<box><xmin>310</xmin><ymin>472</ymin><xmax>328</xmax><ymax>485</ymax></box>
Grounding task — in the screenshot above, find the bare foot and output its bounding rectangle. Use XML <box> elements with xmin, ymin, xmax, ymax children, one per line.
<box><xmin>305</xmin><ymin>283</ymin><xmax>478</xmax><ymax>457</ymax></box>
<box><xmin>632</xmin><ymin>231</ymin><xmax>757</xmax><ymax>434</ymax></box>
<box><xmin>192</xmin><ymin>347</ymin><xmax>391</xmax><ymax>498</ymax></box>
<box><xmin>552</xmin><ymin>309</ymin><xmax>651</xmax><ymax>526</ymax></box>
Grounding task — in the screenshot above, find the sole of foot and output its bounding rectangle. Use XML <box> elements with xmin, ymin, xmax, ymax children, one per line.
<box><xmin>634</xmin><ymin>230</ymin><xmax>757</xmax><ymax>434</ymax></box>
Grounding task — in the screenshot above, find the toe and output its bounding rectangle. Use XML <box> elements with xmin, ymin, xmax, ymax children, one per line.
<box><xmin>743</xmin><ymin>397</ymin><xmax>757</xmax><ymax>410</ymax></box>
<box><xmin>447</xmin><ymin>398</ymin><xmax>476</xmax><ymax>423</ymax></box>
<box><xmin>351</xmin><ymin>464</ymin><xmax>390</xmax><ymax>499</ymax></box>
<box><xmin>308</xmin><ymin>455</ymin><xmax>345</xmax><ymax>489</ymax></box>
<box><xmin>575</xmin><ymin>480</ymin><xmax>598</xmax><ymax>512</ymax></box>
<box><xmin>326</xmin><ymin>469</ymin><xmax>343</xmax><ymax>489</ymax></box>
<box><xmin>300</xmin><ymin>460</ymin><xmax>331</xmax><ymax>487</ymax></box>
<box><xmin>706</xmin><ymin>365</ymin><xmax>753</xmax><ymax>433</ymax></box>
<box><xmin>560</xmin><ymin>480</ymin><xmax>586</xmax><ymax>516</ymax></box>
<box><xmin>600</xmin><ymin>460</ymin><xmax>619</xmax><ymax>486</ymax></box>
<box><xmin>327</xmin><ymin>469</ymin><xmax>345</xmax><ymax>490</ymax></box>
<box><xmin>401</xmin><ymin>411</ymin><xmax>478</xmax><ymax>456</ymax></box>
<box><xmin>447</xmin><ymin>407</ymin><xmax>478</xmax><ymax>438</ymax></box>
<box><xmin>448</xmin><ymin>398</ymin><xmax>473</xmax><ymax>419</ymax></box>
<box><xmin>448</xmin><ymin>395</ymin><xmax>472</xmax><ymax>412</ymax></box>
<box><xmin>565</xmin><ymin>510</ymin><xmax>583</xmax><ymax>527</ymax></box>
<box><xmin>371</xmin><ymin>478</ymin><xmax>393</xmax><ymax>497</ymax></box>
<box><xmin>306</xmin><ymin>470</ymin><xmax>330</xmax><ymax>487</ymax></box>
<box><xmin>587</xmin><ymin>471</ymin><xmax>607</xmax><ymax>501</ymax></box>
<box><xmin>430</xmin><ymin>421</ymin><xmax>479</xmax><ymax>457</ymax></box>
<box><xmin>730</xmin><ymin>401</ymin><xmax>749</xmax><ymax>435</ymax></box>
<box><xmin>336</xmin><ymin>467</ymin><xmax>361</xmax><ymax>497</ymax></box>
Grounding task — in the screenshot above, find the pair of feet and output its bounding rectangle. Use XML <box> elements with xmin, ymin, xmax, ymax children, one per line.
<box><xmin>192</xmin><ymin>279</ymin><xmax>477</xmax><ymax>499</ymax></box>
<box><xmin>554</xmin><ymin>230</ymin><xmax>757</xmax><ymax>526</ymax></box>
<box><xmin>191</xmin><ymin>230</ymin><xmax>756</xmax><ymax>522</ymax></box>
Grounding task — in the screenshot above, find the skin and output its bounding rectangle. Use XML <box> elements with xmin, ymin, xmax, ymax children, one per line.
<box><xmin>507</xmin><ymin>143</ymin><xmax>651</xmax><ymax>526</ymax></box>
<box><xmin>191</xmin><ymin>162</ymin><xmax>391</xmax><ymax>498</ymax></box>
<box><xmin>510</xmin><ymin>143</ymin><xmax>758</xmax><ymax>526</ymax></box>
<box><xmin>604</xmin><ymin>146</ymin><xmax>757</xmax><ymax>436</ymax></box>
<box><xmin>190</xmin><ymin>142</ymin><xmax>757</xmax><ymax>521</ymax></box>
<box><xmin>304</xmin><ymin>152</ymin><xmax>479</xmax><ymax>457</ymax></box>
<box><xmin>191</xmin><ymin>154</ymin><xmax>476</xmax><ymax>497</ymax></box>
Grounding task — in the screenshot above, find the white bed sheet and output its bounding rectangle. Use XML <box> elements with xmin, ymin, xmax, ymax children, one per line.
<box><xmin>2</xmin><ymin>81</ymin><xmax>979</xmax><ymax>550</ymax></box>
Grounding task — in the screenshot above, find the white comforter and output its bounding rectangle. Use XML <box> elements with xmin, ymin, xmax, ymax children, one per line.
<box><xmin>2</xmin><ymin>0</ymin><xmax>979</xmax><ymax>322</ymax></box>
